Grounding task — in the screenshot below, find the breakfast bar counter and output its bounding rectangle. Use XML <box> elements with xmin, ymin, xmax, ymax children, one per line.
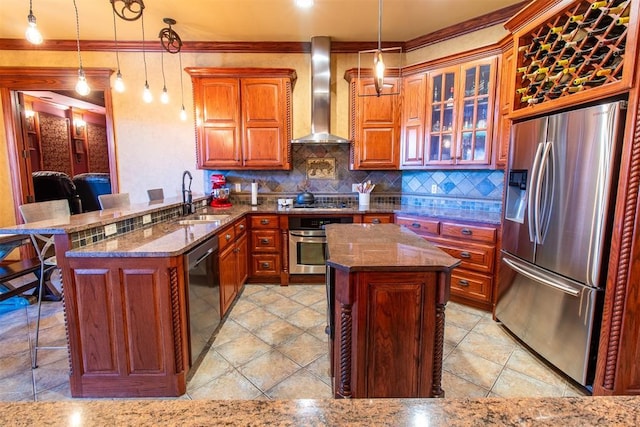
<box><xmin>325</xmin><ymin>223</ymin><xmax>459</xmax><ymax>399</ymax></box>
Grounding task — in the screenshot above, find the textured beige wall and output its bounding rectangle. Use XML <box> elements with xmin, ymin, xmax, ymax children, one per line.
<box><xmin>0</xmin><ymin>27</ymin><xmax>503</xmax><ymax>212</ymax></box>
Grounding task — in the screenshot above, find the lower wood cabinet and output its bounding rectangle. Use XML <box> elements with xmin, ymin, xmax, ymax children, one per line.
<box><xmin>249</xmin><ymin>214</ymin><xmax>281</xmax><ymax>281</ymax></box>
<box><xmin>396</xmin><ymin>214</ymin><xmax>498</xmax><ymax>311</ymax></box>
<box><xmin>65</xmin><ymin>256</ymin><xmax>189</xmax><ymax>398</ymax></box>
<box><xmin>355</xmin><ymin>213</ymin><xmax>395</xmax><ymax>224</ymax></box>
<box><xmin>219</xmin><ymin>218</ymin><xmax>248</xmax><ymax>316</ymax></box>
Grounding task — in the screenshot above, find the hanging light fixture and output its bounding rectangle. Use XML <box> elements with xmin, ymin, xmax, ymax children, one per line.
<box><xmin>111</xmin><ymin>8</ymin><xmax>125</xmax><ymax>93</ymax></box>
<box><xmin>159</xmin><ymin>17</ymin><xmax>185</xmax><ymax>119</ymax></box>
<box><xmin>160</xmin><ymin>51</ymin><xmax>169</xmax><ymax>104</ymax></box>
<box><xmin>357</xmin><ymin>0</ymin><xmax>401</xmax><ymax>97</ymax></box>
<box><xmin>72</xmin><ymin>0</ymin><xmax>90</xmax><ymax>96</ymax></box>
<box><xmin>25</xmin><ymin>0</ymin><xmax>43</xmax><ymax>45</ymax></box>
<box><xmin>110</xmin><ymin>0</ymin><xmax>145</xmax><ymax>21</ymax></box>
<box><xmin>141</xmin><ymin>11</ymin><xmax>152</xmax><ymax>103</ymax></box>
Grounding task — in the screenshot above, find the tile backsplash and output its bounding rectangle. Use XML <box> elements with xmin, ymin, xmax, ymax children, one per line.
<box><xmin>206</xmin><ymin>145</ymin><xmax>504</xmax><ymax>208</ymax></box>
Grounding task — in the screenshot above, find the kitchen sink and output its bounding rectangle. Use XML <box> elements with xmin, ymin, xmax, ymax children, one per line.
<box><xmin>176</xmin><ymin>214</ymin><xmax>230</xmax><ymax>226</ymax></box>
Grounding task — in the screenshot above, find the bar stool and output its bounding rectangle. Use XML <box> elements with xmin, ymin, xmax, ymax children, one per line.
<box><xmin>98</xmin><ymin>193</ymin><xmax>130</xmax><ymax>210</ymax></box>
<box><xmin>18</xmin><ymin>199</ymin><xmax>70</xmax><ymax>368</ymax></box>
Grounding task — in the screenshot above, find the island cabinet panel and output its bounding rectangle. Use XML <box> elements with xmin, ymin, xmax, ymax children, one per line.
<box><xmin>65</xmin><ymin>257</ymin><xmax>188</xmax><ymax>398</ymax></box>
<box><xmin>364</xmin><ymin>279</ymin><xmax>436</xmax><ymax>398</ymax></box>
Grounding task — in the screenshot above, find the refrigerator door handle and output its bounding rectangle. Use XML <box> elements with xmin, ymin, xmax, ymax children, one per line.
<box><xmin>535</xmin><ymin>141</ymin><xmax>555</xmax><ymax>244</ymax></box>
<box><xmin>528</xmin><ymin>142</ymin><xmax>545</xmax><ymax>243</ymax></box>
<box><xmin>503</xmin><ymin>256</ymin><xmax>580</xmax><ymax>297</ymax></box>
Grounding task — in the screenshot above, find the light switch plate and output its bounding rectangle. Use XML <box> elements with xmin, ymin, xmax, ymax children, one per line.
<box><xmin>352</xmin><ymin>183</ymin><xmax>359</xmax><ymax>192</ymax></box>
<box><xmin>104</xmin><ymin>223</ymin><xmax>117</xmax><ymax>236</ymax></box>
<box><xmin>431</xmin><ymin>184</ymin><xmax>438</xmax><ymax>194</ymax></box>
<box><xmin>235</xmin><ymin>183</ymin><xmax>242</xmax><ymax>192</ymax></box>
<box><xmin>142</xmin><ymin>214</ymin><xmax>152</xmax><ymax>225</ymax></box>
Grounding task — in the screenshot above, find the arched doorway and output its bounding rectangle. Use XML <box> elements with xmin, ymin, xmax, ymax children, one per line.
<box><xmin>0</xmin><ymin>67</ymin><xmax>118</xmax><ymax>223</ymax></box>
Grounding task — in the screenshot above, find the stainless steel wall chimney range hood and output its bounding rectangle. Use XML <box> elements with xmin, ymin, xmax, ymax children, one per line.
<box><xmin>291</xmin><ymin>36</ymin><xmax>351</xmax><ymax>144</ymax></box>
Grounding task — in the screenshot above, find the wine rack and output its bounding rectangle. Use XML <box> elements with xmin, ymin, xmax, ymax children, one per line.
<box><xmin>514</xmin><ymin>0</ymin><xmax>631</xmax><ymax>109</ymax></box>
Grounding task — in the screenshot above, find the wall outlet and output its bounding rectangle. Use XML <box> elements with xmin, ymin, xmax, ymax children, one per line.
<box><xmin>235</xmin><ymin>183</ymin><xmax>242</xmax><ymax>192</ymax></box>
<box><xmin>352</xmin><ymin>183</ymin><xmax>359</xmax><ymax>192</ymax></box>
<box><xmin>104</xmin><ymin>223</ymin><xmax>117</xmax><ymax>237</ymax></box>
<box><xmin>142</xmin><ymin>214</ymin><xmax>152</xmax><ymax>225</ymax></box>
<box><xmin>431</xmin><ymin>184</ymin><xmax>438</xmax><ymax>194</ymax></box>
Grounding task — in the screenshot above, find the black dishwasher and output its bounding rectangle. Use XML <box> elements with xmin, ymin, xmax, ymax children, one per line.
<box><xmin>184</xmin><ymin>237</ymin><xmax>220</xmax><ymax>368</ymax></box>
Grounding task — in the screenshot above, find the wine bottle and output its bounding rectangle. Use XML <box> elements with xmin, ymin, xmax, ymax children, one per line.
<box><xmin>563</xmin><ymin>84</ymin><xmax>584</xmax><ymax>93</ymax></box>
<box><xmin>603</xmin><ymin>3</ymin><xmax>630</xmax><ymax>16</ymax></box>
<box><xmin>616</xmin><ymin>16</ymin><xmax>630</xmax><ymax>25</ymax></box>
<box><xmin>591</xmin><ymin>1</ymin><xmax>608</xmax><ymax>9</ymax></box>
<box><xmin>569</xmin><ymin>14</ymin><xmax>585</xmax><ymax>22</ymax></box>
<box><xmin>527</xmin><ymin>96</ymin><xmax>545</xmax><ymax>105</ymax></box>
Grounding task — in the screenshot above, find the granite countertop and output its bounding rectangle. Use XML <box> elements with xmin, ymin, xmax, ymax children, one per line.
<box><xmin>1</xmin><ymin>396</ymin><xmax>639</xmax><ymax>426</ymax></box>
<box><xmin>325</xmin><ymin>223</ymin><xmax>460</xmax><ymax>272</ymax></box>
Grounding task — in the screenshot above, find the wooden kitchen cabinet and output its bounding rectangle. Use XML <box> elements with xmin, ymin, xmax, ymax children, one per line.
<box><xmin>396</xmin><ymin>214</ymin><xmax>498</xmax><ymax>311</ymax></box>
<box><xmin>355</xmin><ymin>213</ymin><xmax>395</xmax><ymax>224</ymax></box>
<box><xmin>218</xmin><ymin>217</ymin><xmax>248</xmax><ymax>316</ymax></box>
<box><xmin>187</xmin><ymin>68</ymin><xmax>297</xmax><ymax>170</ymax></box>
<box><xmin>345</xmin><ymin>70</ymin><xmax>401</xmax><ymax>170</ymax></box>
<box><xmin>249</xmin><ymin>214</ymin><xmax>281</xmax><ymax>280</ymax></box>
<box><xmin>495</xmin><ymin>42</ymin><xmax>514</xmax><ymax>168</ymax></box>
<box><xmin>65</xmin><ymin>256</ymin><xmax>189</xmax><ymax>397</ymax></box>
<box><xmin>400</xmin><ymin>74</ymin><xmax>427</xmax><ymax>167</ymax></box>
<box><xmin>425</xmin><ymin>58</ymin><xmax>497</xmax><ymax>166</ymax></box>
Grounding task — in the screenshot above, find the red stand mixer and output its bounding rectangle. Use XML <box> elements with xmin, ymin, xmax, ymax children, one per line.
<box><xmin>210</xmin><ymin>174</ymin><xmax>232</xmax><ymax>208</ymax></box>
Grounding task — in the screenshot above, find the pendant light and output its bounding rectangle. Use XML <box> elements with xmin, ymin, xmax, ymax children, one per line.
<box><xmin>25</xmin><ymin>0</ymin><xmax>43</xmax><ymax>45</ymax></box>
<box><xmin>159</xmin><ymin>17</ymin><xmax>185</xmax><ymax>119</ymax></box>
<box><xmin>160</xmin><ymin>51</ymin><xmax>169</xmax><ymax>104</ymax></box>
<box><xmin>110</xmin><ymin>0</ymin><xmax>145</xmax><ymax>21</ymax></box>
<box><xmin>179</xmin><ymin>51</ymin><xmax>187</xmax><ymax>121</ymax></box>
<box><xmin>141</xmin><ymin>12</ymin><xmax>152</xmax><ymax>103</ymax></box>
<box><xmin>373</xmin><ymin>0</ymin><xmax>385</xmax><ymax>95</ymax></box>
<box><xmin>72</xmin><ymin>0</ymin><xmax>90</xmax><ymax>96</ymax></box>
<box><xmin>112</xmin><ymin>8</ymin><xmax>125</xmax><ymax>93</ymax></box>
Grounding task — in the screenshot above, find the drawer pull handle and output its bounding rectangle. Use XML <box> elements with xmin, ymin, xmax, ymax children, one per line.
<box><xmin>260</xmin><ymin>238</ymin><xmax>270</xmax><ymax>244</ymax></box>
<box><xmin>460</xmin><ymin>251</ymin><xmax>471</xmax><ymax>258</ymax></box>
<box><xmin>411</xmin><ymin>222</ymin><xmax>421</xmax><ymax>228</ymax></box>
<box><xmin>458</xmin><ymin>279</ymin><xmax>470</xmax><ymax>287</ymax></box>
<box><xmin>225</xmin><ymin>234</ymin><xmax>232</xmax><ymax>241</ymax></box>
<box><xmin>461</xmin><ymin>228</ymin><xmax>472</xmax><ymax>235</ymax></box>
<box><xmin>239</xmin><ymin>224</ymin><xmax>245</xmax><ymax>231</ymax></box>
<box><xmin>261</xmin><ymin>262</ymin><xmax>271</xmax><ymax>269</ymax></box>
<box><xmin>372</xmin><ymin>218</ymin><xmax>381</xmax><ymax>224</ymax></box>
<box><xmin>260</xmin><ymin>219</ymin><xmax>270</xmax><ymax>225</ymax></box>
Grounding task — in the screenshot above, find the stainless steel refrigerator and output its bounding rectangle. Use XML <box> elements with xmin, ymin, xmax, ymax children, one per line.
<box><xmin>495</xmin><ymin>100</ymin><xmax>626</xmax><ymax>387</ymax></box>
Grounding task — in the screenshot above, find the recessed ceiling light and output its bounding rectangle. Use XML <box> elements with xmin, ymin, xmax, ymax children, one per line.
<box><xmin>295</xmin><ymin>0</ymin><xmax>314</xmax><ymax>8</ymax></box>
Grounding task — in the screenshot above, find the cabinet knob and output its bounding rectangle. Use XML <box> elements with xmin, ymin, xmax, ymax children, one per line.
<box><xmin>461</xmin><ymin>228</ymin><xmax>472</xmax><ymax>235</ymax></box>
<box><xmin>372</xmin><ymin>218</ymin><xmax>381</xmax><ymax>224</ymax></box>
<box><xmin>458</xmin><ymin>279</ymin><xmax>470</xmax><ymax>287</ymax></box>
<box><xmin>411</xmin><ymin>222</ymin><xmax>421</xmax><ymax>228</ymax></box>
<box><xmin>260</xmin><ymin>238</ymin><xmax>270</xmax><ymax>245</ymax></box>
<box><xmin>260</xmin><ymin>219</ymin><xmax>270</xmax><ymax>225</ymax></box>
<box><xmin>226</xmin><ymin>234</ymin><xmax>232</xmax><ymax>241</ymax></box>
<box><xmin>239</xmin><ymin>224</ymin><xmax>245</xmax><ymax>231</ymax></box>
<box><xmin>261</xmin><ymin>262</ymin><xmax>271</xmax><ymax>269</ymax></box>
<box><xmin>460</xmin><ymin>251</ymin><xmax>471</xmax><ymax>258</ymax></box>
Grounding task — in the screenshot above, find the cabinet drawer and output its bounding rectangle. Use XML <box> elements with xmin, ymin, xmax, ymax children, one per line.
<box><xmin>395</xmin><ymin>215</ymin><xmax>439</xmax><ymax>236</ymax></box>
<box><xmin>440</xmin><ymin>222</ymin><xmax>496</xmax><ymax>244</ymax></box>
<box><xmin>218</xmin><ymin>226</ymin><xmax>236</xmax><ymax>252</ymax></box>
<box><xmin>251</xmin><ymin>230</ymin><xmax>279</xmax><ymax>252</ymax></box>
<box><xmin>450</xmin><ymin>269</ymin><xmax>492</xmax><ymax>304</ymax></box>
<box><xmin>429</xmin><ymin>238</ymin><xmax>495</xmax><ymax>274</ymax></box>
<box><xmin>362</xmin><ymin>214</ymin><xmax>394</xmax><ymax>224</ymax></box>
<box><xmin>235</xmin><ymin>218</ymin><xmax>247</xmax><ymax>236</ymax></box>
<box><xmin>251</xmin><ymin>215</ymin><xmax>279</xmax><ymax>229</ymax></box>
<box><xmin>251</xmin><ymin>253</ymin><xmax>281</xmax><ymax>276</ymax></box>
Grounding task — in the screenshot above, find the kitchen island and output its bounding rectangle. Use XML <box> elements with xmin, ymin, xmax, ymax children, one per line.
<box><xmin>325</xmin><ymin>223</ymin><xmax>460</xmax><ymax>398</ymax></box>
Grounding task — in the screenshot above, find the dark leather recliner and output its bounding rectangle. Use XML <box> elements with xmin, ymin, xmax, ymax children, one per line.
<box><xmin>32</xmin><ymin>171</ymin><xmax>82</xmax><ymax>214</ymax></box>
<box><xmin>72</xmin><ymin>173</ymin><xmax>112</xmax><ymax>212</ymax></box>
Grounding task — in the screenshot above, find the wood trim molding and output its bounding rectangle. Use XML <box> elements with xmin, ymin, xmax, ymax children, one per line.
<box><xmin>404</xmin><ymin>0</ymin><xmax>529</xmax><ymax>52</ymax></box>
<box><xmin>504</xmin><ymin>0</ymin><xmax>573</xmax><ymax>33</ymax></box>
<box><xmin>0</xmin><ymin>2</ymin><xmax>527</xmax><ymax>55</ymax></box>
<box><xmin>185</xmin><ymin>67</ymin><xmax>297</xmax><ymax>83</ymax></box>
<box><xmin>0</xmin><ymin>67</ymin><xmax>113</xmax><ymax>89</ymax></box>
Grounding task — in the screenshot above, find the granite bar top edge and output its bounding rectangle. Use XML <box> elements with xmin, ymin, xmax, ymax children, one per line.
<box><xmin>1</xmin><ymin>396</ymin><xmax>639</xmax><ymax>426</ymax></box>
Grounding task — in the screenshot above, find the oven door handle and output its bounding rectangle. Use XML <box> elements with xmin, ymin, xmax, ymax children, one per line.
<box><xmin>289</xmin><ymin>230</ymin><xmax>326</xmax><ymax>238</ymax></box>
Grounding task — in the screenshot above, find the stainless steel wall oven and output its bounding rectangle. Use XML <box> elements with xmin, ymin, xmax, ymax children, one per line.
<box><xmin>288</xmin><ymin>216</ymin><xmax>353</xmax><ymax>274</ymax></box>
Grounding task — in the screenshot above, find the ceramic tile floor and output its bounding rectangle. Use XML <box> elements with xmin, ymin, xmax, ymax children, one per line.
<box><xmin>0</xmin><ymin>283</ymin><xmax>587</xmax><ymax>401</ymax></box>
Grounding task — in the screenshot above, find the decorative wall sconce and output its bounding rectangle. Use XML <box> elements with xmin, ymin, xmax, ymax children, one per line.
<box><xmin>73</xmin><ymin>0</ymin><xmax>90</xmax><ymax>96</ymax></box>
<box><xmin>110</xmin><ymin>0</ymin><xmax>145</xmax><ymax>21</ymax></box>
<box><xmin>25</xmin><ymin>0</ymin><xmax>43</xmax><ymax>45</ymax></box>
<box><xmin>73</xmin><ymin>118</ymin><xmax>86</xmax><ymax>138</ymax></box>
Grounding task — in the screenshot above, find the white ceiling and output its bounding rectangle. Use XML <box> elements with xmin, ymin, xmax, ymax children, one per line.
<box><xmin>1</xmin><ymin>0</ymin><xmax>525</xmax><ymax>44</ymax></box>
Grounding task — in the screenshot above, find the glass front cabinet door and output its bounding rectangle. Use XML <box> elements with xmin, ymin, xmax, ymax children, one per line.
<box><xmin>426</xmin><ymin>57</ymin><xmax>496</xmax><ymax>166</ymax></box>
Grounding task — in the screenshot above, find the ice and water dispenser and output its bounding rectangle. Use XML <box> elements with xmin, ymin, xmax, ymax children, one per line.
<box><xmin>505</xmin><ymin>169</ymin><xmax>528</xmax><ymax>223</ymax></box>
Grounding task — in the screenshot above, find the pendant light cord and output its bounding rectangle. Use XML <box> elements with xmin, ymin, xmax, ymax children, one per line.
<box><xmin>161</xmin><ymin>51</ymin><xmax>167</xmax><ymax>88</ymax></box>
<box><xmin>72</xmin><ymin>0</ymin><xmax>83</xmax><ymax>70</ymax></box>
<box><xmin>29</xmin><ymin>0</ymin><xmax>33</xmax><ymax>15</ymax></box>
<box><xmin>112</xmin><ymin>9</ymin><xmax>121</xmax><ymax>71</ymax></box>
<box><xmin>377</xmin><ymin>0</ymin><xmax>382</xmax><ymax>51</ymax></box>
<box><xmin>142</xmin><ymin>12</ymin><xmax>148</xmax><ymax>85</ymax></box>
<box><xmin>179</xmin><ymin>51</ymin><xmax>185</xmax><ymax>106</ymax></box>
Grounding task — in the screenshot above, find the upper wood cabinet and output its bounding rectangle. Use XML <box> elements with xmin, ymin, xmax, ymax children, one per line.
<box><xmin>495</xmin><ymin>44</ymin><xmax>515</xmax><ymax>169</ymax></box>
<box><xmin>400</xmin><ymin>56</ymin><xmax>498</xmax><ymax>168</ymax></box>
<box><xmin>187</xmin><ymin>68</ymin><xmax>296</xmax><ymax>170</ymax></box>
<box><xmin>345</xmin><ymin>70</ymin><xmax>401</xmax><ymax>170</ymax></box>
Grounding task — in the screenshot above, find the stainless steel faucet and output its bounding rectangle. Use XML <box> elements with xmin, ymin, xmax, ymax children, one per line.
<box><xmin>182</xmin><ymin>170</ymin><xmax>193</xmax><ymax>215</ymax></box>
